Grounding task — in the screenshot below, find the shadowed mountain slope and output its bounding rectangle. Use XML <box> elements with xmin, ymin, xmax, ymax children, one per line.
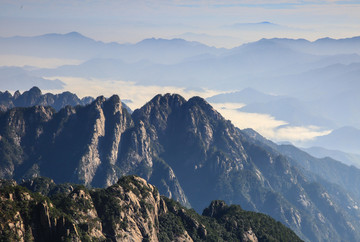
<box><xmin>1</xmin><ymin>93</ymin><xmax>360</xmax><ymax>241</ymax></box>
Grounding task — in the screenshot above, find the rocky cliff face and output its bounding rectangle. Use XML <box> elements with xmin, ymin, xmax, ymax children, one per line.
<box><xmin>0</xmin><ymin>176</ymin><xmax>302</xmax><ymax>242</ymax></box>
<box><xmin>1</xmin><ymin>93</ymin><xmax>360</xmax><ymax>241</ymax></box>
<box><xmin>0</xmin><ymin>179</ymin><xmax>81</xmax><ymax>242</ymax></box>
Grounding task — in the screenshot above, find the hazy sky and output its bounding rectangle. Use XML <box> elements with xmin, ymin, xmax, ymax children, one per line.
<box><xmin>0</xmin><ymin>0</ymin><xmax>358</xmax><ymax>144</ymax></box>
<box><xmin>40</xmin><ymin>76</ymin><xmax>331</xmax><ymax>145</ymax></box>
<box><xmin>1</xmin><ymin>0</ymin><xmax>360</xmax><ymax>47</ymax></box>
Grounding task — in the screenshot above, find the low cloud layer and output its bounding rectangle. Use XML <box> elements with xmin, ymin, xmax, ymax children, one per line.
<box><xmin>44</xmin><ymin>76</ymin><xmax>221</xmax><ymax>110</ymax></box>
<box><xmin>43</xmin><ymin>77</ymin><xmax>331</xmax><ymax>144</ymax></box>
<box><xmin>211</xmin><ymin>102</ymin><xmax>331</xmax><ymax>144</ymax></box>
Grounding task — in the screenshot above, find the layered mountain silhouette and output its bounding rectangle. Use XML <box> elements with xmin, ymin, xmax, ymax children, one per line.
<box><xmin>207</xmin><ymin>89</ymin><xmax>333</xmax><ymax>127</ymax></box>
<box><xmin>256</xmin><ymin>36</ymin><xmax>360</xmax><ymax>55</ymax></box>
<box><xmin>0</xmin><ymin>32</ymin><xmax>224</xmax><ymax>64</ymax></box>
<box><xmin>0</xmin><ymin>86</ymin><xmax>94</xmax><ymax>111</ymax></box>
<box><xmin>303</xmin><ymin>146</ymin><xmax>360</xmax><ymax>168</ymax></box>
<box><xmin>3</xmin><ymin>33</ymin><xmax>360</xmax><ymax>91</ymax></box>
<box><xmin>1</xmin><ymin>91</ymin><xmax>360</xmax><ymax>241</ymax></box>
<box><xmin>305</xmin><ymin>126</ymin><xmax>360</xmax><ymax>154</ymax></box>
<box><xmin>2</xmin><ymin>33</ymin><xmax>360</xmax><ymax>139</ymax></box>
<box><xmin>33</xmin><ymin>43</ymin><xmax>360</xmax><ymax>90</ymax></box>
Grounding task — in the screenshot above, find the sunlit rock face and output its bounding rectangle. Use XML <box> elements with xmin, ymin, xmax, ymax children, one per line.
<box><xmin>0</xmin><ymin>176</ymin><xmax>302</xmax><ymax>242</ymax></box>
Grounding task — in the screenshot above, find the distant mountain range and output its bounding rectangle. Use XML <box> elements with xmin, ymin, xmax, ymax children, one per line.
<box><xmin>1</xmin><ymin>32</ymin><xmax>360</xmax><ymax>141</ymax></box>
<box><xmin>207</xmin><ymin>87</ymin><xmax>360</xmax><ymax>147</ymax></box>
<box><xmin>305</xmin><ymin>126</ymin><xmax>360</xmax><ymax>154</ymax></box>
<box><xmin>2</xmin><ymin>32</ymin><xmax>360</xmax><ymax>90</ymax></box>
<box><xmin>303</xmin><ymin>146</ymin><xmax>360</xmax><ymax>168</ymax></box>
<box><xmin>207</xmin><ymin>89</ymin><xmax>334</xmax><ymax>127</ymax></box>
<box><xmin>29</xmin><ymin>39</ymin><xmax>360</xmax><ymax>91</ymax></box>
<box><xmin>1</xmin><ymin>32</ymin><xmax>359</xmax><ymax>61</ymax></box>
<box><xmin>206</xmin><ymin>87</ymin><xmax>284</xmax><ymax>104</ymax></box>
<box><xmin>2</xmin><ymin>90</ymin><xmax>360</xmax><ymax>241</ymax></box>
<box><xmin>0</xmin><ymin>32</ymin><xmax>224</xmax><ymax>64</ymax></box>
<box><xmin>263</xmin><ymin>36</ymin><xmax>360</xmax><ymax>55</ymax></box>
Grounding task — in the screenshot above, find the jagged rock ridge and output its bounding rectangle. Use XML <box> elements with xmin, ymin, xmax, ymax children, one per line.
<box><xmin>0</xmin><ymin>93</ymin><xmax>189</xmax><ymax>207</ymax></box>
<box><xmin>0</xmin><ymin>176</ymin><xmax>302</xmax><ymax>242</ymax></box>
<box><xmin>1</xmin><ymin>92</ymin><xmax>360</xmax><ymax>241</ymax></box>
<box><xmin>0</xmin><ymin>86</ymin><xmax>95</xmax><ymax>112</ymax></box>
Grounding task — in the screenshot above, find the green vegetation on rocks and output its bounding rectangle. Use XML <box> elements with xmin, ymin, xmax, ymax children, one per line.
<box><xmin>0</xmin><ymin>176</ymin><xmax>302</xmax><ymax>241</ymax></box>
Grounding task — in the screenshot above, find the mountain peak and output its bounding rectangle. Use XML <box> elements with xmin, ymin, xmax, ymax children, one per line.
<box><xmin>13</xmin><ymin>90</ymin><xmax>21</xmax><ymax>99</ymax></box>
<box><xmin>103</xmin><ymin>94</ymin><xmax>123</xmax><ymax>113</ymax></box>
<box><xmin>28</xmin><ymin>86</ymin><xmax>42</xmax><ymax>95</ymax></box>
<box><xmin>187</xmin><ymin>96</ymin><xmax>223</xmax><ymax>121</ymax></box>
<box><xmin>202</xmin><ymin>200</ymin><xmax>228</xmax><ymax>218</ymax></box>
<box><xmin>187</xmin><ymin>96</ymin><xmax>210</xmax><ymax>107</ymax></box>
<box><xmin>93</xmin><ymin>95</ymin><xmax>106</xmax><ymax>105</ymax></box>
<box><xmin>132</xmin><ymin>93</ymin><xmax>186</xmax><ymax>131</ymax></box>
<box><xmin>106</xmin><ymin>94</ymin><xmax>120</xmax><ymax>104</ymax></box>
<box><xmin>38</xmin><ymin>32</ymin><xmax>93</xmax><ymax>43</ymax></box>
<box><xmin>65</xmin><ymin>31</ymin><xmax>85</xmax><ymax>38</ymax></box>
<box><xmin>148</xmin><ymin>93</ymin><xmax>186</xmax><ymax>108</ymax></box>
